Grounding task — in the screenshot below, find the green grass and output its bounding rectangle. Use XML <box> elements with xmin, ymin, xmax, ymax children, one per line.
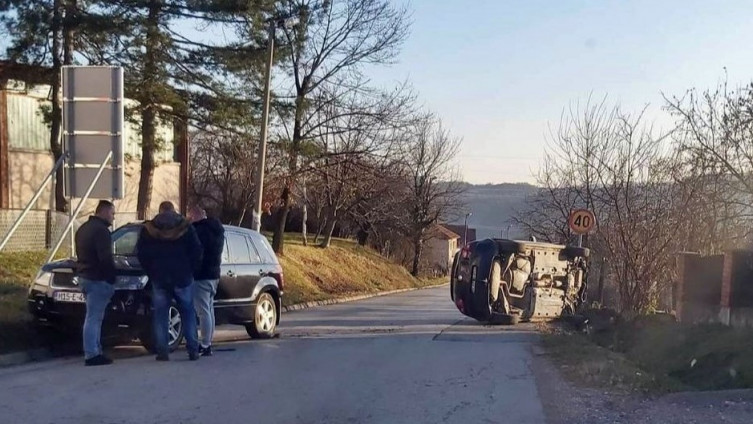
<box><xmin>0</xmin><ymin>251</ymin><xmax>52</xmax><ymax>354</ymax></box>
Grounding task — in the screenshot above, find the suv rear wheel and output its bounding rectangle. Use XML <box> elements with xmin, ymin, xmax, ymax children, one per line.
<box><xmin>245</xmin><ymin>292</ymin><xmax>277</xmax><ymax>339</ymax></box>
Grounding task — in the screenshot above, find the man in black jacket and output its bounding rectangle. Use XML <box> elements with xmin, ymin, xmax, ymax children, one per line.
<box><xmin>136</xmin><ymin>201</ymin><xmax>203</xmax><ymax>361</ymax></box>
<box><xmin>188</xmin><ymin>205</ymin><xmax>225</xmax><ymax>356</ymax></box>
<box><xmin>75</xmin><ymin>200</ymin><xmax>117</xmax><ymax>366</ymax></box>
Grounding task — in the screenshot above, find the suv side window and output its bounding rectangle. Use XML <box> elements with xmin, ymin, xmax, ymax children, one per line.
<box><xmin>245</xmin><ymin>236</ymin><xmax>263</xmax><ymax>264</ymax></box>
<box><xmin>227</xmin><ymin>233</ymin><xmax>251</xmax><ymax>264</ymax></box>
<box><xmin>250</xmin><ymin>233</ymin><xmax>277</xmax><ymax>264</ymax></box>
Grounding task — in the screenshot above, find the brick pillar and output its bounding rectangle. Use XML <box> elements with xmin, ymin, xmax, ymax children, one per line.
<box><xmin>719</xmin><ymin>251</ymin><xmax>734</xmax><ymax>325</ymax></box>
<box><xmin>676</xmin><ymin>252</ymin><xmax>696</xmax><ymax>322</ymax></box>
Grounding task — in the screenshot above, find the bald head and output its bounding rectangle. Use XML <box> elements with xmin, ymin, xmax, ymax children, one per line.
<box><xmin>158</xmin><ymin>201</ymin><xmax>175</xmax><ymax>214</ymax></box>
<box><xmin>188</xmin><ymin>205</ymin><xmax>206</xmax><ymax>223</ymax></box>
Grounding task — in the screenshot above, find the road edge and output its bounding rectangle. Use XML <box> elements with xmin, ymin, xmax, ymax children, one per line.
<box><xmin>282</xmin><ymin>282</ymin><xmax>449</xmax><ymax>312</ymax></box>
<box><xmin>0</xmin><ymin>282</ymin><xmax>450</xmax><ymax>368</ymax></box>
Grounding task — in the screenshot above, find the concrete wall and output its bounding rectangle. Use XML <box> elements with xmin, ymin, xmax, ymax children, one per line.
<box><xmin>423</xmin><ymin>237</ymin><xmax>458</xmax><ymax>275</ymax></box>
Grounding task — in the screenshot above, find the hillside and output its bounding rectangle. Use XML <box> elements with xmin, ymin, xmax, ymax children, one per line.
<box><xmin>451</xmin><ymin>183</ymin><xmax>539</xmax><ymax>240</ymax></box>
<box><xmin>277</xmin><ymin>235</ymin><xmax>441</xmax><ymax>306</ymax></box>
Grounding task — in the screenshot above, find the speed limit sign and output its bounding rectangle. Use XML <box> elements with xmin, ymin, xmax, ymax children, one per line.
<box><xmin>568</xmin><ymin>209</ymin><xmax>596</xmax><ymax>234</ymax></box>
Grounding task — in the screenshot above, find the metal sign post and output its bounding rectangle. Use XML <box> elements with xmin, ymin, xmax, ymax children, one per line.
<box><xmin>0</xmin><ymin>66</ymin><xmax>124</xmax><ymax>255</ymax></box>
<box><xmin>46</xmin><ymin>152</ymin><xmax>112</xmax><ymax>264</ymax></box>
<box><xmin>46</xmin><ymin>66</ymin><xmax>125</xmax><ymax>260</ymax></box>
<box><xmin>0</xmin><ymin>155</ymin><xmax>66</xmax><ymax>252</ymax></box>
<box><xmin>63</xmin><ymin>66</ymin><xmax>124</xmax><ymax>199</ymax></box>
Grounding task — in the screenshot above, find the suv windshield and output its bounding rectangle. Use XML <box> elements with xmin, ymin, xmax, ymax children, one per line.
<box><xmin>112</xmin><ymin>225</ymin><xmax>141</xmax><ymax>256</ymax></box>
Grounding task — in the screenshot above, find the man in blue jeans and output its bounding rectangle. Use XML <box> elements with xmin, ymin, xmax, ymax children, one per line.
<box><xmin>137</xmin><ymin>201</ymin><xmax>203</xmax><ymax>361</ymax></box>
<box><xmin>188</xmin><ymin>205</ymin><xmax>225</xmax><ymax>356</ymax></box>
<box><xmin>74</xmin><ymin>200</ymin><xmax>117</xmax><ymax>366</ymax></box>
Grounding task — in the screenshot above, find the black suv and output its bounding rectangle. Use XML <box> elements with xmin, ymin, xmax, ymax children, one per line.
<box><xmin>28</xmin><ymin>223</ymin><xmax>284</xmax><ymax>352</ymax></box>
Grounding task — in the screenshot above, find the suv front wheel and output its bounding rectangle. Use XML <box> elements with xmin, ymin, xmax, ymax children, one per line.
<box><xmin>139</xmin><ymin>305</ymin><xmax>184</xmax><ymax>353</ymax></box>
<box><xmin>245</xmin><ymin>292</ymin><xmax>277</xmax><ymax>339</ymax></box>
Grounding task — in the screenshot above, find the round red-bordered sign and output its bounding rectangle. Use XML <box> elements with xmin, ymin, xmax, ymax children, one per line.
<box><xmin>568</xmin><ymin>209</ymin><xmax>596</xmax><ymax>235</ymax></box>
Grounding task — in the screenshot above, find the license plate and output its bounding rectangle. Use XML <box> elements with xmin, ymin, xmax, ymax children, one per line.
<box><xmin>54</xmin><ymin>291</ymin><xmax>85</xmax><ymax>303</ymax></box>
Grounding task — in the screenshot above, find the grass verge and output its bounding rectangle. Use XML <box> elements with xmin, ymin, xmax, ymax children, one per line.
<box><xmin>542</xmin><ymin>315</ymin><xmax>753</xmax><ymax>394</ymax></box>
<box><xmin>0</xmin><ymin>251</ymin><xmax>54</xmax><ymax>355</ymax></box>
<box><xmin>270</xmin><ymin>233</ymin><xmax>443</xmax><ymax>307</ymax></box>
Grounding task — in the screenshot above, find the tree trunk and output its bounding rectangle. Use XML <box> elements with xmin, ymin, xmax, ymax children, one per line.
<box><xmin>274</xmin><ymin>93</ymin><xmax>304</xmax><ymax>254</ymax></box>
<box><xmin>136</xmin><ymin>1</ymin><xmax>160</xmax><ymax>219</ymax></box>
<box><xmin>313</xmin><ymin>215</ymin><xmax>326</xmax><ymax>244</ymax></box>
<box><xmin>597</xmin><ymin>256</ymin><xmax>607</xmax><ymax>306</ymax></box>
<box><xmin>411</xmin><ymin>233</ymin><xmax>423</xmax><ymax>277</ymax></box>
<box><xmin>50</xmin><ymin>0</ymin><xmax>67</xmax><ymax>212</ymax></box>
<box><xmin>137</xmin><ymin>107</ymin><xmax>156</xmax><ymax>219</ymax></box>
<box><xmin>302</xmin><ymin>179</ymin><xmax>308</xmax><ymax>246</ymax></box>
<box><xmin>63</xmin><ymin>0</ymin><xmax>76</xmax><ymax>65</ymax></box>
<box><xmin>356</xmin><ymin>222</ymin><xmax>371</xmax><ymax>246</ymax></box>
<box><xmin>272</xmin><ymin>186</ymin><xmax>291</xmax><ymax>254</ymax></box>
<box><xmin>320</xmin><ymin>208</ymin><xmax>337</xmax><ymax>248</ymax></box>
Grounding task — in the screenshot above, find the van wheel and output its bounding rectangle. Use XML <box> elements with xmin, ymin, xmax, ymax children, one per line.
<box><xmin>245</xmin><ymin>292</ymin><xmax>277</xmax><ymax>339</ymax></box>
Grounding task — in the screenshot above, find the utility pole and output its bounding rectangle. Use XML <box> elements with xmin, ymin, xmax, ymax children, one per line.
<box><xmin>252</xmin><ymin>21</ymin><xmax>276</xmax><ymax>232</ymax></box>
<box><xmin>463</xmin><ymin>212</ymin><xmax>472</xmax><ymax>246</ymax></box>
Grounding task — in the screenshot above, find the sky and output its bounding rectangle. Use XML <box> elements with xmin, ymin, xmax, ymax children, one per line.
<box><xmin>363</xmin><ymin>0</ymin><xmax>753</xmax><ymax>184</ymax></box>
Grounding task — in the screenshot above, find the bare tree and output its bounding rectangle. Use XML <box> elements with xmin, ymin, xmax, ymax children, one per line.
<box><xmin>400</xmin><ymin>115</ymin><xmax>464</xmax><ymax>277</ymax></box>
<box><xmin>190</xmin><ymin>129</ymin><xmax>257</xmax><ymax>224</ymax></box>
<box><xmin>664</xmin><ymin>81</ymin><xmax>753</xmax><ymax>251</ymax></box>
<box><xmin>257</xmin><ymin>0</ymin><xmax>411</xmax><ymax>254</ymax></box>
<box><xmin>303</xmin><ymin>79</ymin><xmax>415</xmax><ymax>247</ymax></box>
<box><xmin>515</xmin><ymin>97</ymin><xmax>697</xmax><ymax>313</ymax></box>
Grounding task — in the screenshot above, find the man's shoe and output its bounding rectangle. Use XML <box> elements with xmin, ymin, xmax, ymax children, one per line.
<box><xmin>188</xmin><ymin>351</ymin><xmax>200</xmax><ymax>361</ymax></box>
<box><xmin>156</xmin><ymin>353</ymin><xmax>170</xmax><ymax>361</ymax></box>
<box><xmin>84</xmin><ymin>355</ymin><xmax>113</xmax><ymax>366</ymax></box>
<box><xmin>199</xmin><ymin>346</ymin><xmax>213</xmax><ymax>357</ymax></box>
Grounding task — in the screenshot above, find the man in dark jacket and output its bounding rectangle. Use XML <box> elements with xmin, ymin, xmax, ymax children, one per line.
<box><xmin>136</xmin><ymin>201</ymin><xmax>203</xmax><ymax>361</ymax></box>
<box><xmin>188</xmin><ymin>205</ymin><xmax>225</xmax><ymax>356</ymax></box>
<box><xmin>75</xmin><ymin>200</ymin><xmax>117</xmax><ymax>366</ymax></box>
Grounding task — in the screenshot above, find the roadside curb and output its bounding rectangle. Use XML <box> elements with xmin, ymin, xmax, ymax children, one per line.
<box><xmin>0</xmin><ymin>282</ymin><xmax>449</xmax><ymax>369</ymax></box>
<box><xmin>282</xmin><ymin>282</ymin><xmax>448</xmax><ymax>312</ymax></box>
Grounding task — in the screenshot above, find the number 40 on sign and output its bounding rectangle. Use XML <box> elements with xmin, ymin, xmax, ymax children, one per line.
<box><xmin>568</xmin><ymin>209</ymin><xmax>596</xmax><ymax>235</ymax></box>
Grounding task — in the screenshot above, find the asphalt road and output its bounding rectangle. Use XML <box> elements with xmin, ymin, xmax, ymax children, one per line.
<box><xmin>0</xmin><ymin>286</ymin><xmax>546</xmax><ymax>424</ymax></box>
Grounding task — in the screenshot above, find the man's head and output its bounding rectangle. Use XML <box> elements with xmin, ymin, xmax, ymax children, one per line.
<box><xmin>187</xmin><ymin>205</ymin><xmax>207</xmax><ymax>223</ymax></box>
<box><xmin>95</xmin><ymin>200</ymin><xmax>115</xmax><ymax>225</ymax></box>
<box><xmin>158</xmin><ymin>201</ymin><xmax>176</xmax><ymax>214</ymax></box>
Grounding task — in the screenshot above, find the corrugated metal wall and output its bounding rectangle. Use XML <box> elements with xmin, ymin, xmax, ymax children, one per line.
<box><xmin>5</xmin><ymin>91</ymin><xmax>174</xmax><ymax>162</ymax></box>
<box><xmin>6</xmin><ymin>94</ymin><xmax>49</xmax><ymax>151</ymax></box>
